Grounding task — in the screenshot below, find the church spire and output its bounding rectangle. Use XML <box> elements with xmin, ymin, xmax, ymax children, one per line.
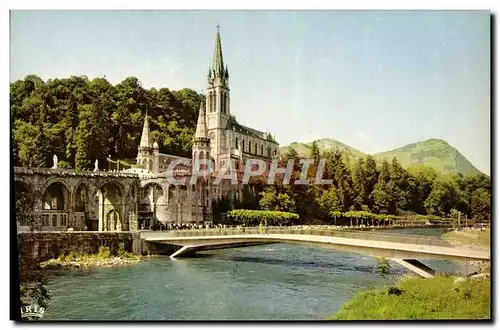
<box><xmin>212</xmin><ymin>22</ymin><xmax>225</xmax><ymax>77</ymax></box>
<box><xmin>139</xmin><ymin>113</ymin><xmax>151</xmax><ymax>148</ymax></box>
<box><xmin>195</xmin><ymin>101</ymin><xmax>208</xmax><ymax>139</ymax></box>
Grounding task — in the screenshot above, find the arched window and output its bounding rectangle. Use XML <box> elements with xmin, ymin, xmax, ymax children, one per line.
<box><xmin>260</xmin><ymin>145</ymin><xmax>263</xmax><ymax>155</ymax></box>
<box><xmin>208</xmin><ymin>92</ymin><xmax>212</xmax><ymax>113</ymax></box>
<box><xmin>212</xmin><ymin>92</ymin><xmax>216</xmax><ymax>113</ymax></box>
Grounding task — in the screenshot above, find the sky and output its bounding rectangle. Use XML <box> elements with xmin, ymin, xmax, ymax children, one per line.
<box><xmin>10</xmin><ymin>10</ymin><xmax>491</xmax><ymax>174</ymax></box>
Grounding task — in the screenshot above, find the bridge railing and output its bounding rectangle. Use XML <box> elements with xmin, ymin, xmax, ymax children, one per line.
<box><xmin>159</xmin><ymin>227</ymin><xmax>452</xmax><ymax>247</ymax></box>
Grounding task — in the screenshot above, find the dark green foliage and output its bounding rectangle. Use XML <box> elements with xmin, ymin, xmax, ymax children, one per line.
<box><xmin>11</xmin><ymin>75</ymin><xmax>203</xmax><ymax>170</ymax></box>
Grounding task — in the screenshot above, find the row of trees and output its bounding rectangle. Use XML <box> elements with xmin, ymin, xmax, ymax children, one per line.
<box><xmin>11</xmin><ymin>75</ymin><xmax>203</xmax><ymax>170</ymax></box>
<box><xmin>225</xmin><ymin>209</ymin><xmax>299</xmax><ymax>226</ymax></box>
<box><xmin>217</xmin><ymin>142</ymin><xmax>490</xmax><ymax>223</ymax></box>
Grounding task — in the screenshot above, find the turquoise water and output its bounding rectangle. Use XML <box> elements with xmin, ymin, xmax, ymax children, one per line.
<box><xmin>42</xmin><ymin>228</ymin><xmax>473</xmax><ymax>320</ymax></box>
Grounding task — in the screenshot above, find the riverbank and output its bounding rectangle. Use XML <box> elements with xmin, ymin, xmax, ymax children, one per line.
<box><xmin>330</xmin><ymin>275</ymin><xmax>490</xmax><ymax>320</ymax></box>
<box><xmin>442</xmin><ymin>228</ymin><xmax>490</xmax><ymax>274</ymax></box>
<box><xmin>329</xmin><ymin>227</ymin><xmax>491</xmax><ymax>320</ymax></box>
<box><xmin>442</xmin><ymin>228</ymin><xmax>490</xmax><ymax>251</ymax></box>
<box><xmin>39</xmin><ymin>246</ymin><xmax>145</xmax><ymax>270</ymax></box>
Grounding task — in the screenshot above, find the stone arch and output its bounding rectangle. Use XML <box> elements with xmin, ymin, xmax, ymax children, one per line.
<box><xmin>73</xmin><ymin>182</ymin><xmax>88</xmax><ymax>212</ymax></box>
<box><xmin>97</xmin><ymin>181</ymin><xmax>124</xmax><ymax>231</ymax></box>
<box><xmin>178</xmin><ymin>185</ymin><xmax>189</xmax><ymax>225</ymax></box>
<box><xmin>210</xmin><ymin>157</ymin><xmax>216</xmax><ymax>171</ymax></box>
<box><xmin>42</xmin><ymin>181</ymin><xmax>70</xmax><ymax>211</ymax></box>
<box><xmin>106</xmin><ymin>209</ymin><xmax>120</xmax><ymax>232</ymax></box>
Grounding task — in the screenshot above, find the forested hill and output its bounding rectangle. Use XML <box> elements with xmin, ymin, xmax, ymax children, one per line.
<box><xmin>11</xmin><ymin>75</ymin><xmax>204</xmax><ymax>170</ymax></box>
<box><xmin>372</xmin><ymin>139</ymin><xmax>482</xmax><ymax>176</ymax></box>
<box><xmin>280</xmin><ymin>138</ymin><xmax>483</xmax><ymax>176</ymax></box>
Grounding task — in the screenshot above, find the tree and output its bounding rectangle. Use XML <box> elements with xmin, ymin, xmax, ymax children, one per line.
<box><xmin>363</xmin><ymin>156</ymin><xmax>378</xmax><ymax>209</ymax></box>
<box><xmin>317</xmin><ymin>185</ymin><xmax>342</xmax><ymax>223</ymax></box>
<box><xmin>15</xmin><ymin>192</ymin><xmax>37</xmax><ymax>231</ymax></box>
<box><xmin>310</xmin><ymin>140</ymin><xmax>320</xmax><ymax>165</ymax></box>
<box><xmin>470</xmin><ymin>188</ymin><xmax>490</xmax><ymax>221</ymax></box>
<box><xmin>259</xmin><ymin>186</ymin><xmax>277</xmax><ymax>211</ymax></box>
<box><xmin>352</xmin><ymin>157</ymin><xmax>366</xmax><ymax>211</ymax></box>
<box><xmin>375</xmin><ymin>257</ymin><xmax>391</xmax><ymax>289</ymax></box>
<box><xmin>371</xmin><ymin>160</ymin><xmax>391</xmax><ymax>214</ymax></box>
<box><xmin>388</xmin><ymin>157</ymin><xmax>409</xmax><ymax>212</ymax></box>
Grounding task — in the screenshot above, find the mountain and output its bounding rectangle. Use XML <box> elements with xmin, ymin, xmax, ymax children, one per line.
<box><xmin>279</xmin><ymin>138</ymin><xmax>366</xmax><ymax>163</ymax></box>
<box><xmin>372</xmin><ymin>139</ymin><xmax>481</xmax><ymax>175</ymax></box>
<box><xmin>280</xmin><ymin>138</ymin><xmax>482</xmax><ymax>175</ymax></box>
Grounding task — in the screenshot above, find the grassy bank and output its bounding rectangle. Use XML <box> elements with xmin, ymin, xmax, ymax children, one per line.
<box><xmin>330</xmin><ymin>275</ymin><xmax>490</xmax><ymax>320</ymax></box>
<box><xmin>442</xmin><ymin>229</ymin><xmax>490</xmax><ymax>250</ymax></box>
<box><xmin>40</xmin><ymin>246</ymin><xmax>142</xmax><ymax>269</ymax></box>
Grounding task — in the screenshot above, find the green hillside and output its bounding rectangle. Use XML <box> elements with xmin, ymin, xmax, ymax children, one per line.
<box><xmin>373</xmin><ymin>139</ymin><xmax>481</xmax><ymax>175</ymax></box>
<box><xmin>280</xmin><ymin>138</ymin><xmax>482</xmax><ymax>175</ymax></box>
<box><xmin>279</xmin><ymin>138</ymin><xmax>366</xmax><ymax>163</ymax></box>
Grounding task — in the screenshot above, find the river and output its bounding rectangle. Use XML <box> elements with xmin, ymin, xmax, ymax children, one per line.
<box><xmin>42</xmin><ymin>227</ymin><xmax>474</xmax><ymax>320</ymax></box>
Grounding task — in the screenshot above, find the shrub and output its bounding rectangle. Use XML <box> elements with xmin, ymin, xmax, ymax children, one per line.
<box><xmin>97</xmin><ymin>246</ymin><xmax>111</xmax><ymax>259</ymax></box>
<box><xmin>225</xmin><ymin>209</ymin><xmax>300</xmax><ymax>226</ymax></box>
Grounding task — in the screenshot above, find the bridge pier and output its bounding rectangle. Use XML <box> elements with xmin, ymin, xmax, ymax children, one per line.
<box><xmin>390</xmin><ymin>258</ymin><xmax>436</xmax><ymax>278</ymax></box>
<box><xmin>170</xmin><ymin>246</ymin><xmax>197</xmax><ymax>258</ymax></box>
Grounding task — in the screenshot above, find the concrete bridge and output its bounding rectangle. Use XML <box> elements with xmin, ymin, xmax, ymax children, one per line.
<box><xmin>141</xmin><ymin>228</ymin><xmax>490</xmax><ymax>278</ymax></box>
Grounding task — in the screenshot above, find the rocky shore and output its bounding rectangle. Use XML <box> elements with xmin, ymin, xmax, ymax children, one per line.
<box><xmin>40</xmin><ymin>256</ymin><xmax>141</xmax><ymax>270</ymax></box>
<box><xmin>39</xmin><ymin>246</ymin><xmax>150</xmax><ymax>270</ymax></box>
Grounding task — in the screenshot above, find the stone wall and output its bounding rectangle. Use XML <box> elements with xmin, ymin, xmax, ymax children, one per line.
<box><xmin>17</xmin><ymin>232</ymin><xmax>179</xmax><ymax>263</ymax></box>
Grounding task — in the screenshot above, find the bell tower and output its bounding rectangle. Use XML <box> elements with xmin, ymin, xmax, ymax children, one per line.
<box><xmin>206</xmin><ymin>23</ymin><xmax>230</xmax><ymax>167</ymax></box>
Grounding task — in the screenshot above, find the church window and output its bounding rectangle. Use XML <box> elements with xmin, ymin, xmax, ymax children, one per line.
<box><xmin>222</xmin><ymin>92</ymin><xmax>226</xmax><ymax>114</ymax></box>
<box><xmin>212</xmin><ymin>92</ymin><xmax>216</xmax><ymax>113</ymax></box>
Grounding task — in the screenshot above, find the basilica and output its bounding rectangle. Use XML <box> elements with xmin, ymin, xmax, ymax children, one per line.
<box><xmin>136</xmin><ymin>25</ymin><xmax>280</xmax><ymax>177</ymax></box>
<box><xmin>14</xmin><ymin>26</ymin><xmax>280</xmax><ymax>232</ymax></box>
